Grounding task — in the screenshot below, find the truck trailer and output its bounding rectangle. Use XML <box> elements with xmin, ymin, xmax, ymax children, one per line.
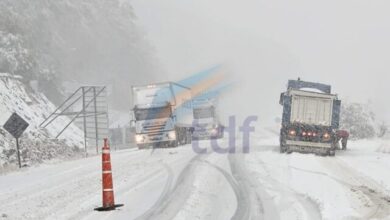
<box><xmin>131</xmin><ymin>82</ymin><xmax>194</xmax><ymax>149</ymax></box>
<box><xmin>192</xmin><ymin>98</ymin><xmax>224</xmax><ymax>140</ymax></box>
<box><xmin>279</xmin><ymin>79</ymin><xmax>341</xmax><ymax>156</ymax></box>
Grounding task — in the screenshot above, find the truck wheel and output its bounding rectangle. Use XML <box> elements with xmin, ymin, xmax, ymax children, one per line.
<box><xmin>218</xmin><ymin>131</ymin><xmax>224</xmax><ymax>139</ymax></box>
<box><xmin>171</xmin><ymin>141</ymin><xmax>178</xmax><ymax>147</ymax></box>
<box><xmin>335</xmin><ymin>142</ymin><xmax>341</xmax><ymax>150</ymax></box>
<box><xmin>341</xmin><ymin>138</ymin><xmax>347</xmax><ymax>150</ymax></box>
<box><xmin>280</xmin><ymin>144</ymin><xmax>288</xmax><ymax>153</ymax></box>
<box><xmin>137</xmin><ymin>144</ymin><xmax>148</xmax><ymax>150</ymax></box>
<box><xmin>178</xmin><ymin>132</ymin><xmax>186</xmax><ymax>145</ymax></box>
<box><xmin>280</xmin><ymin>136</ymin><xmax>287</xmax><ymax>153</ymax></box>
<box><xmin>218</xmin><ymin>127</ymin><xmax>224</xmax><ymax>139</ymax></box>
<box><xmin>186</xmin><ymin>130</ymin><xmax>192</xmax><ymax>144</ymax></box>
<box><xmin>177</xmin><ymin>128</ymin><xmax>187</xmax><ymax>145</ymax></box>
<box><xmin>328</xmin><ymin>150</ymin><xmax>335</xmax><ymax>156</ymax></box>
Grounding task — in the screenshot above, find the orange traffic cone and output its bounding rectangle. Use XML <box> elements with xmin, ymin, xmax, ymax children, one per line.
<box><xmin>95</xmin><ymin>138</ymin><xmax>123</xmax><ymax>211</ymax></box>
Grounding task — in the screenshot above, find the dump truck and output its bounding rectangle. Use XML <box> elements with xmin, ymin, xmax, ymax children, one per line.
<box><xmin>279</xmin><ymin>79</ymin><xmax>342</xmax><ymax>156</ymax></box>
<box><xmin>192</xmin><ymin>98</ymin><xmax>224</xmax><ymax>140</ymax></box>
<box><xmin>131</xmin><ymin>82</ymin><xmax>194</xmax><ymax>149</ymax></box>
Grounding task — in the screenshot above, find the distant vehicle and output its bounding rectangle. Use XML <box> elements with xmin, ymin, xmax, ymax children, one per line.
<box><xmin>131</xmin><ymin>82</ymin><xmax>194</xmax><ymax>149</ymax></box>
<box><xmin>279</xmin><ymin>79</ymin><xmax>342</xmax><ymax>156</ymax></box>
<box><xmin>192</xmin><ymin>98</ymin><xmax>224</xmax><ymax>140</ymax></box>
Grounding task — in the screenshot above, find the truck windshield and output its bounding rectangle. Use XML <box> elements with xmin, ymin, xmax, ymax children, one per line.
<box><xmin>193</xmin><ymin>107</ymin><xmax>214</xmax><ymax>119</ymax></box>
<box><xmin>134</xmin><ymin>106</ymin><xmax>171</xmax><ymax>120</ymax></box>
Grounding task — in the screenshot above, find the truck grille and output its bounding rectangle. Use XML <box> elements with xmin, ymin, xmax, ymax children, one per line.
<box><xmin>143</xmin><ymin>124</ymin><xmax>166</xmax><ymax>136</ymax></box>
<box><xmin>193</xmin><ymin>124</ymin><xmax>210</xmax><ymax>131</ymax></box>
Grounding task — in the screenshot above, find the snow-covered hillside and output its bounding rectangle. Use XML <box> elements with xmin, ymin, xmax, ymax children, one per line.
<box><xmin>0</xmin><ymin>0</ymin><xmax>157</xmax><ymax>110</ymax></box>
<box><xmin>0</xmin><ymin>74</ymin><xmax>83</xmax><ymax>169</ymax></box>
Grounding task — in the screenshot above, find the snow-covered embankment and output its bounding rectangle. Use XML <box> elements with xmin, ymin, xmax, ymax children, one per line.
<box><xmin>0</xmin><ymin>73</ymin><xmax>83</xmax><ymax>170</ymax></box>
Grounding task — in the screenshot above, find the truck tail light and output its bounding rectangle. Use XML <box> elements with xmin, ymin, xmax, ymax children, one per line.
<box><xmin>312</xmin><ymin>132</ymin><xmax>317</xmax><ymax>137</ymax></box>
<box><xmin>307</xmin><ymin>132</ymin><xmax>312</xmax><ymax>136</ymax></box>
<box><xmin>323</xmin><ymin>132</ymin><xmax>330</xmax><ymax>140</ymax></box>
<box><xmin>288</xmin><ymin>129</ymin><xmax>296</xmax><ymax>136</ymax></box>
<box><xmin>302</xmin><ymin>131</ymin><xmax>307</xmax><ymax>136</ymax></box>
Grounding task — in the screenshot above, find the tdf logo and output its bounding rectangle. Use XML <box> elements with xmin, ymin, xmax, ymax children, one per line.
<box><xmin>192</xmin><ymin>116</ymin><xmax>258</xmax><ymax>154</ymax></box>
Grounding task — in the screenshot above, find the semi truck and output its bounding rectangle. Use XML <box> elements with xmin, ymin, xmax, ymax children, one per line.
<box><xmin>192</xmin><ymin>98</ymin><xmax>224</xmax><ymax>140</ymax></box>
<box><xmin>131</xmin><ymin>82</ymin><xmax>194</xmax><ymax>149</ymax></box>
<box><xmin>279</xmin><ymin>79</ymin><xmax>341</xmax><ymax>156</ymax></box>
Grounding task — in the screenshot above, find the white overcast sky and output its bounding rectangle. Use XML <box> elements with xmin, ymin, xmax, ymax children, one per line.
<box><xmin>130</xmin><ymin>0</ymin><xmax>390</xmax><ymax>124</ymax></box>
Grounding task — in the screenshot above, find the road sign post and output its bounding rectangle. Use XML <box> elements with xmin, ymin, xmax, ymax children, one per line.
<box><xmin>3</xmin><ymin>113</ymin><xmax>29</xmax><ymax>168</ymax></box>
<box><xmin>16</xmin><ymin>138</ymin><xmax>21</xmax><ymax>168</ymax></box>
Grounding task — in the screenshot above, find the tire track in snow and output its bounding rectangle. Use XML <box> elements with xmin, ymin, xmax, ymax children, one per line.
<box><xmin>71</xmin><ymin>149</ymin><xmax>195</xmax><ymax>220</ymax></box>
<box><xmin>252</xmin><ymin>157</ymin><xmax>322</xmax><ymax>220</ymax></box>
<box><xmin>0</xmin><ymin>149</ymin><xmax>145</xmax><ymax>206</ymax></box>
<box><xmin>133</xmin><ymin>163</ymin><xmax>175</xmax><ymax>220</ymax></box>
<box><xmin>200</xmin><ymin>160</ymin><xmax>253</xmax><ymax>220</ymax></box>
<box><xmin>48</xmin><ymin>154</ymin><xmax>178</xmax><ymax>220</ymax></box>
<box><xmin>228</xmin><ymin>153</ymin><xmax>280</xmax><ymax>220</ymax></box>
<box><xmin>284</xmin><ymin>158</ymin><xmax>390</xmax><ymax>219</ymax></box>
<box><xmin>320</xmin><ymin>158</ymin><xmax>390</xmax><ymax>219</ymax></box>
<box><xmin>54</xmin><ymin>167</ymin><xmax>166</xmax><ymax>220</ymax></box>
<box><xmin>134</xmin><ymin>152</ymin><xmax>210</xmax><ymax>220</ymax></box>
<box><xmin>0</xmin><ymin>149</ymin><xmax>182</xmax><ymax>220</ymax></box>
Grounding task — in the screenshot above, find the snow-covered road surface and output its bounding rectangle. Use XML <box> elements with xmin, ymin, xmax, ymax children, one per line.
<box><xmin>1</xmin><ymin>130</ymin><xmax>390</xmax><ymax>220</ymax></box>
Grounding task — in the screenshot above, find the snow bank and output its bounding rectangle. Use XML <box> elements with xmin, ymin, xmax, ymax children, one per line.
<box><xmin>246</xmin><ymin>136</ymin><xmax>390</xmax><ymax>219</ymax></box>
<box><xmin>377</xmin><ymin>141</ymin><xmax>390</xmax><ymax>154</ymax></box>
<box><xmin>0</xmin><ymin>74</ymin><xmax>83</xmax><ymax>169</ymax></box>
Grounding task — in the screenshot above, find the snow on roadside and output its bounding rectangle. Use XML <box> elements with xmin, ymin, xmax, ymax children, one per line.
<box><xmin>0</xmin><ymin>74</ymin><xmax>84</xmax><ymax>169</ymax></box>
<box><xmin>377</xmin><ymin>140</ymin><xmax>390</xmax><ymax>154</ymax></box>
<box><xmin>338</xmin><ymin>139</ymin><xmax>390</xmax><ymax>192</ymax></box>
<box><xmin>0</xmin><ymin>147</ymin><xmax>195</xmax><ymax>220</ymax></box>
<box><xmin>246</xmin><ymin>151</ymin><xmax>361</xmax><ymax>220</ymax></box>
<box><xmin>245</xmin><ymin>130</ymin><xmax>390</xmax><ymax>220</ymax></box>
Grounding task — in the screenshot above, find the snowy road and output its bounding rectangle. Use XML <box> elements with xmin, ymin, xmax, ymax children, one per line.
<box><xmin>1</xmin><ymin>130</ymin><xmax>390</xmax><ymax>220</ymax></box>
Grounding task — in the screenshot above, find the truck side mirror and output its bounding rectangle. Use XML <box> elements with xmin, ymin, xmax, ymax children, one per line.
<box><xmin>130</xmin><ymin>120</ymin><xmax>135</xmax><ymax>128</ymax></box>
<box><xmin>129</xmin><ymin>110</ymin><xmax>135</xmax><ymax>127</ymax></box>
<box><xmin>279</xmin><ymin>93</ymin><xmax>285</xmax><ymax>105</ymax></box>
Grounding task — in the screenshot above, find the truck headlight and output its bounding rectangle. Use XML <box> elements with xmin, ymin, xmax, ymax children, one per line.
<box><xmin>211</xmin><ymin>128</ymin><xmax>218</xmax><ymax>135</ymax></box>
<box><xmin>135</xmin><ymin>134</ymin><xmax>144</xmax><ymax>143</ymax></box>
<box><xmin>168</xmin><ymin>131</ymin><xmax>176</xmax><ymax>139</ymax></box>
